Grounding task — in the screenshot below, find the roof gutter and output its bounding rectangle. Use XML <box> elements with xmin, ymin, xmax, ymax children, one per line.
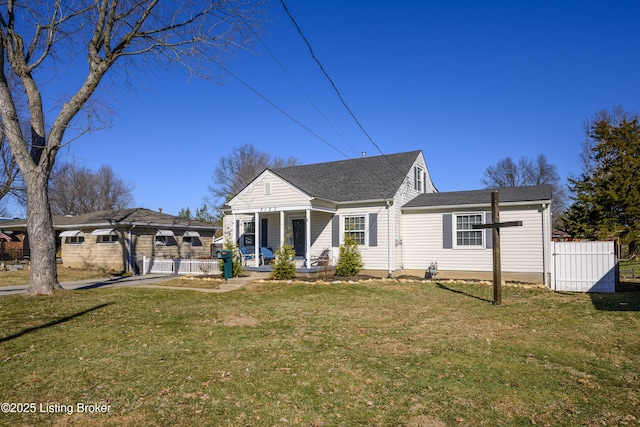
<box><xmin>402</xmin><ymin>199</ymin><xmax>551</xmax><ymax>212</ymax></box>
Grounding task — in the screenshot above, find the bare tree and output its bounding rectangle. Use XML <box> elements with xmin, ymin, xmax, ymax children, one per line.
<box><xmin>482</xmin><ymin>154</ymin><xmax>567</xmax><ymax>220</ymax></box>
<box><xmin>49</xmin><ymin>163</ymin><xmax>134</xmax><ymax>215</ymax></box>
<box><xmin>0</xmin><ymin>133</ymin><xmax>20</xmax><ymax>214</ymax></box>
<box><xmin>209</xmin><ymin>143</ymin><xmax>299</xmax><ymax>206</ymax></box>
<box><xmin>0</xmin><ymin>1</ymin><xmax>262</xmax><ymax>294</ymax></box>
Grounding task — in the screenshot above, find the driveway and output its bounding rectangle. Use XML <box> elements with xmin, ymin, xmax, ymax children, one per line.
<box><xmin>0</xmin><ymin>274</ymin><xmax>176</xmax><ymax>296</ymax></box>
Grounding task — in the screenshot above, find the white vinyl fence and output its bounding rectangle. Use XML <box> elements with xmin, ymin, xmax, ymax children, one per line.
<box><xmin>141</xmin><ymin>256</ymin><xmax>220</xmax><ymax>276</ymax></box>
<box><xmin>552</xmin><ymin>241</ymin><xmax>617</xmax><ymax>293</ymax></box>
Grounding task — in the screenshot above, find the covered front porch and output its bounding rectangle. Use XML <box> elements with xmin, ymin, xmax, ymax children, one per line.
<box><xmin>230</xmin><ymin>205</ymin><xmax>337</xmax><ymax>269</ymax></box>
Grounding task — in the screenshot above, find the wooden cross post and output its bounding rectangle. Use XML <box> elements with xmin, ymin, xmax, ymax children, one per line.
<box><xmin>472</xmin><ymin>191</ymin><xmax>522</xmax><ymax>305</ymax></box>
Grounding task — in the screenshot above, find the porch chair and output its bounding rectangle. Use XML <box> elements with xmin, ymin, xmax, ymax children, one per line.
<box><xmin>260</xmin><ymin>247</ymin><xmax>276</xmax><ymax>264</ymax></box>
<box><xmin>239</xmin><ymin>247</ymin><xmax>257</xmax><ymax>266</ymax></box>
<box><xmin>310</xmin><ymin>248</ymin><xmax>331</xmax><ymax>266</ymax></box>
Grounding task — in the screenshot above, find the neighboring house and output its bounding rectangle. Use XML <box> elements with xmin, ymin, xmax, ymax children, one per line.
<box><xmin>0</xmin><ymin>208</ymin><xmax>219</xmax><ymax>272</ymax></box>
<box><xmin>0</xmin><ymin>230</ymin><xmax>23</xmax><ymax>261</ymax></box>
<box><xmin>222</xmin><ymin>150</ymin><xmax>553</xmax><ymax>285</ymax></box>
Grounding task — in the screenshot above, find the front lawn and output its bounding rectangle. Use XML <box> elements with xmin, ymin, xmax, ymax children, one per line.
<box><xmin>0</xmin><ymin>267</ymin><xmax>112</xmax><ymax>287</ymax></box>
<box><xmin>0</xmin><ymin>281</ymin><xmax>638</xmax><ymax>426</ymax></box>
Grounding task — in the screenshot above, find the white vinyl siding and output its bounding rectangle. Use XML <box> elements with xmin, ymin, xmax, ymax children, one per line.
<box><xmin>336</xmin><ymin>206</ymin><xmax>389</xmax><ymax>270</ymax></box>
<box><xmin>401</xmin><ymin>206</ymin><xmax>544</xmax><ymax>274</ymax></box>
<box><xmin>230</xmin><ymin>173</ymin><xmax>311</xmax><ymax>210</ymax></box>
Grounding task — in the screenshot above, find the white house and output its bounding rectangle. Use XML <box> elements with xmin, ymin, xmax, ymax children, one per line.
<box><xmin>222</xmin><ymin>151</ymin><xmax>552</xmax><ymax>285</ymax></box>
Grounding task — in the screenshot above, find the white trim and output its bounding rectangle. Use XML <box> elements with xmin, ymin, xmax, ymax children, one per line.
<box><xmin>402</xmin><ymin>200</ymin><xmax>551</xmax><ymax>213</ymax></box>
<box><xmin>341</xmin><ymin>213</ymin><xmax>369</xmax><ymax>247</ymax></box>
<box><xmin>452</xmin><ymin>212</ymin><xmax>485</xmax><ymax>250</ymax></box>
<box><xmin>233</xmin><ymin>204</ymin><xmax>336</xmax><ymax>214</ymax></box>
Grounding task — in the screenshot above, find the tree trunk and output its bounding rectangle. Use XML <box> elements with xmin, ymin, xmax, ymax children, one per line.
<box><xmin>25</xmin><ymin>171</ymin><xmax>60</xmax><ymax>295</ymax></box>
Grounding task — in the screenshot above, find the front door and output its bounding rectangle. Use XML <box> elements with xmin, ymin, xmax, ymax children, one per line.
<box><xmin>292</xmin><ymin>219</ymin><xmax>305</xmax><ymax>257</ymax></box>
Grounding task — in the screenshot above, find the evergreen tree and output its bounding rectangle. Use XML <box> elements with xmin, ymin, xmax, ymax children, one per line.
<box><xmin>565</xmin><ymin>108</ymin><xmax>640</xmax><ymax>256</ymax></box>
<box><xmin>335</xmin><ymin>234</ymin><xmax>364</xmax><ymax>277</ymax></box>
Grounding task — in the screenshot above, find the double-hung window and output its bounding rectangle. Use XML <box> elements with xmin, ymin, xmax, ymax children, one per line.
<box><xmin>414</xmin><ymin>166</ymin><xmax>423</xmax><ymax>192</ymax></box>
<box><xmin>344</xmin><ymin>215</ymin><xmax>366</xmax><ymax>245</ymax></box>
<box><xmin>243</xmin><ymin>221</ymin><xmax>255</xmax><ymax>247</ymax></box>
<box><xmin>455</xmin><ymin>214</ymin><xmax>483</xmax><ymax>247</ymax></box>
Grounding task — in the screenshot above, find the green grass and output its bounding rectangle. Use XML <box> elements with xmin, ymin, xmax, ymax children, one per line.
<box><xmin>0</xmin><ymin>281</ymin><xmax>639</xmax><ymax>426</ymax></box>
<box><xmin>0</xmin><ymin>268</ymin><xmax>112</xmax><ymax>287</ymax></box>
<box><xmin>620</xmin><ymin>259</ymin><xmax>640</xmax><ymax>280</ymax></box>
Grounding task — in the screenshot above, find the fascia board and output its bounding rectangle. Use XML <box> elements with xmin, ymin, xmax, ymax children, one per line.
<box><xmin>227</xmin><ymin>169</ymin><xmax>314</xmax><ymax>207</ymax></box>
<box><xmin>53</xmin><ymin>221</ymin><xmax>219</xmax><ymax>231</ymax></box>
<box><xmin>402</xmin><ymin>199</ymin><xmax>551</xmax><ymax>213</ymax></box>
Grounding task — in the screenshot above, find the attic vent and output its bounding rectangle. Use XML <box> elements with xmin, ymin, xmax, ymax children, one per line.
<box><xmin>264</xmin><ymin>183</ymin><xmax>271</xmax><ymax>195</ymax></box>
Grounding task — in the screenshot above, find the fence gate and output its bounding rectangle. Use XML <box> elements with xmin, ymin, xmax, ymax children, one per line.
<box><xmin>552</xmin><ymin>241</ymin><xmax>616</xmax><ymax>293</ymax></box>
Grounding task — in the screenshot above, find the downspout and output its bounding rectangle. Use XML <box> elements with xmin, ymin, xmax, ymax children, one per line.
<box><xmin>541</xmin><ymin>203</ymin><xmax>549</xmax><ymax>288</ymax></box>
<box><xmin>387</xmin><ymin>200</ymin><xmax>393</xmax><ymax>278</ymax></box>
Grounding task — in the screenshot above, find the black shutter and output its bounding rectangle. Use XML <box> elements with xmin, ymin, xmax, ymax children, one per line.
<box><xmin>368</xmin><ymin>213</ymin><xmax>378</xmax><ymax>247</ymax></box>
<box><xmin>443</xmin><ymin>214</ymin><xmax>452</xmax><ymax>249</ymax></box>
<box><xmin>235</xmin><ymin>220</ymin><xmax>240</xmax><ymax>244</ymax></box>
<box><xmin>332</xmin><ymin>215</ymin><xmax>340</xmax><ymax>247</ymax></box>
<box><xmin>261</xmin><ymin>218</ymin><xmax>268</xmax><ymax>248</ymax></box>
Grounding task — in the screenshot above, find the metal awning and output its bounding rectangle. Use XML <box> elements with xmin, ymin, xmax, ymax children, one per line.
<box><xmin>91</xmin><ymin>228</ymin><xmax>116</xmax><ymax>236</ymax></box>
<box><xmin>59</xmin><ymin>230</ymin><xmax>83</xmax><ymax>237</ymax></box>
<box><xmin>183</xmin><ymin>231</ymin><xmax>200</xmax><ymax>237</ymax></box>
<box><xmin>156</xmin><ymin>230</ymin><xmax>174</xmax><ymax>237</ymax></box>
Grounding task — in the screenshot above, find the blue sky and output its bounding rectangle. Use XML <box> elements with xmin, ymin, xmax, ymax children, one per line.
<box><xmin>11</xmin><ymin>0</ymin><xmax>640</xmax><ymax>216</ymax></box>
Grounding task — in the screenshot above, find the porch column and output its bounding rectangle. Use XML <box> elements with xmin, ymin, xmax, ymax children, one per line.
<box><xmin>254</xmin><ymin>212</ymin><xmax>260</xmax><ymax>267</ymax></box>
<box><xmin>305</xmin><ymin>209</ymin><xmax>311</xmax><ymax>268</ymax></box>
<box><xmin>280</xmin><ymin>211</ymin><xmax>285</xmax><ymax>249</ymax></box>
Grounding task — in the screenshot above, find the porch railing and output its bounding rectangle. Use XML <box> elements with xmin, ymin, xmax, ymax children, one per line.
<box><xmin>141</xmin><ymin>256</ymin><xmax>220</xmax><ymax>276</ymax></box>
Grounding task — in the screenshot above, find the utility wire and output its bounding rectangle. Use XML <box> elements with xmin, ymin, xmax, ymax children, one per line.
<box><xmin>211</xmin><ymin>58</ymin><xmax>351</xmax><ymax>159</ymax></box>
<box><xmin>252</xmin><ymin>31</ymin><xmax>358</xmax><ymax>158</ymax></box>
<box><xmin>280</xmin><ymin>0</ymin><xmax>385</xmax><ymax>158</ymax></box>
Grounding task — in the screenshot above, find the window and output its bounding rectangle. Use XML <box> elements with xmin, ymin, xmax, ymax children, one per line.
<box><xmin>60</xmin><ymin>230</ymin><xmax>84</xmax><ymax>244</ymax></box>
<box><xmin>243</xmin><ymin>221</ymin><xmax>255</xmax><ymax>246</ymax></box>
<box><xmin>183</xmin><ymin>231</ymin><xmax>201</xmax><ymax>246</ymax></box>
<box><xmin>414</xmin><ymin>166</ymin><xmax>423</xmax><ymax>192</ymax></box>
<box><xmin>344</xmin><ymin>215</ymin><xmax>366</xmax><ymax>245</ymax></box>
<box><xmin>455</xmin><ymin>214</ymin><xmax>483</xmax><ymax>247</ymax></box>
<box><xmin>98</xmin><ymin>234</ymin><xmax>118</xmax><ymax>243</ymax></box>
<box><xmin>156</xmin><ymin>230</ymin><xmax>176</xmax><ymax>246</ymax></box>
<box><xmin>264</xmin><ymin>183</ymin><xmax>271</xmax><ymax>195</ymax></box>
<box><xmin>67</xmin><ymin>235</ymin><xmax>85</xmax><ymax>244</ymax></box>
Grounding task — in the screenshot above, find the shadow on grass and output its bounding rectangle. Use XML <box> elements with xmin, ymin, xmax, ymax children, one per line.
<box><xmin>589</xmin><ymin>281</ymin><xmax>640</xmax><ymax>312</ymax></box>
<box><xmin>435</xmin><ymin>283</ymin><xmax>493</xmax><ymax>303</ymax></box>
<box><xmin>0</xmin><ymin>302</ymin><xmax>113</xmax><ymax>343</ymax></box>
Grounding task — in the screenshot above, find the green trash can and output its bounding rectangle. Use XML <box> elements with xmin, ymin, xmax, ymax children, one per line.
<box><xmin>217</xmin><ymin>250</ymin><xmax>233</xmax><ymax>280</ymax></box>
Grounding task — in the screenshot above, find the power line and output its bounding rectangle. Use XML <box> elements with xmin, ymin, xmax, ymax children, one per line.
<box><xmin>252</xmin><ymin>31</ymin><xmax>358</xmax><ymax>158</ymax></box>
<box><xmin>279</xmin><ymin>0</ymin><xmax>386</xmax><ymax>158</ymax></box>
<box><xmin>211</xmin><ymin>58</ymin><xmax>351</xmax><ymax>159</ymax></box>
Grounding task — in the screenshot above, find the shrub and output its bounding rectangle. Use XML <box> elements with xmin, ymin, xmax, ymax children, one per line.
<box><xmin>335</xmin><ymin>234</ymin><xmax>363</xmax><ymax>277</ymax></box>
<box><xmin>271</xmin><ymin>243</ymin><xmax>296</xmax><ymax>280</ymax></box>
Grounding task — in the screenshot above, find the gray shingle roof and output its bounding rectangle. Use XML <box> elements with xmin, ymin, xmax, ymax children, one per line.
<box><xmin>0</xmin><ymin>208</ymin><xmax>218</xmax><ymax>230</ymax></box>
<box><xmin>270</xmin><ymin>151</ymin><xmax>422</xmax><ymax>202</ymax></box>
<box><xmin>403</xmin><ymin>185</ymin><xmax>552</xmax><ymax>209</ymax></box>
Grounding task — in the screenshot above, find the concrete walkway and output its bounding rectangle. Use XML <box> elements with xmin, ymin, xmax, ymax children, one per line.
<box><xmin>0</xmin><ymin>274</ymin><xmax>256</xmax><ymax>296</ymax></box>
